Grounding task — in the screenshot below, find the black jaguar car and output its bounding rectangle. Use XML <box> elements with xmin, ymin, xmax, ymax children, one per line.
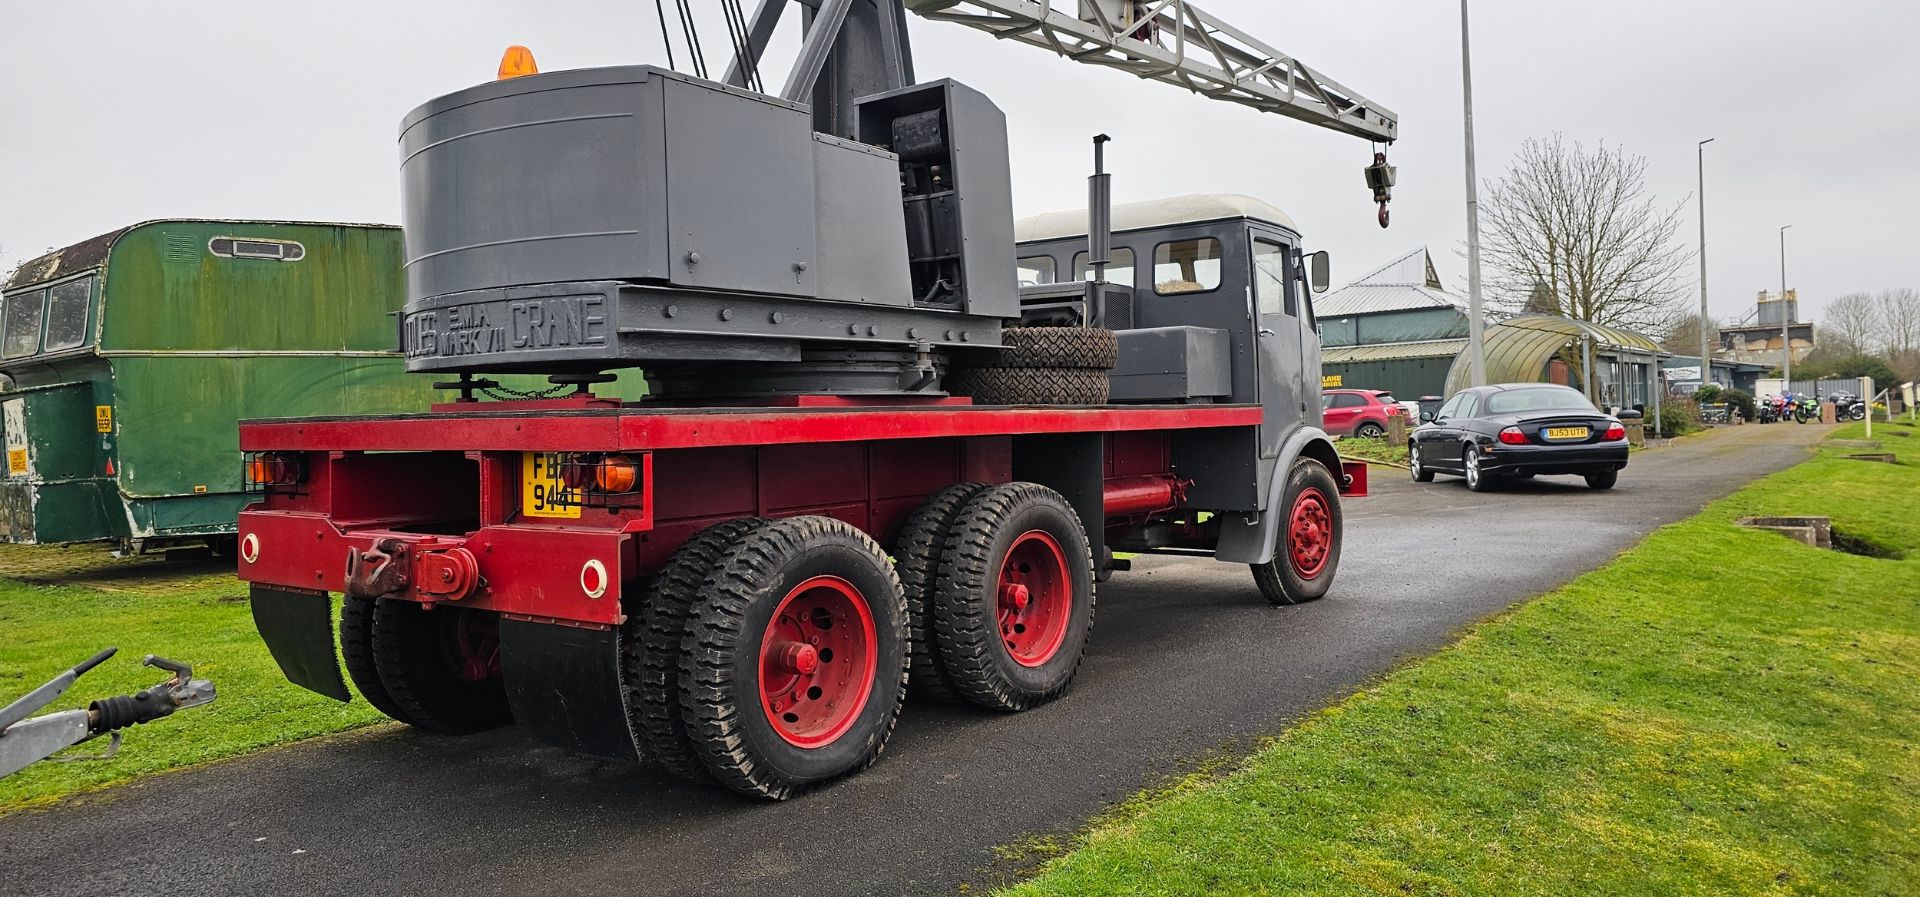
<box><xmin>1409</xmin><ymin>384</ymin><xmax>1629</xmax><ymax>491</ymax></box>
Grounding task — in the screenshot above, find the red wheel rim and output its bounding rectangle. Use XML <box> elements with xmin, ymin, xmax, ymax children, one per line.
<box><xmin>998</xmin><ymin>530</ymin><xmax>1073</xmax><ymax>668</ymax></box>
<box><xmin>444</xmin><ymin>609</ymin><xmax>501</xmax><ymax>683</ymax></box>
<box><xmin>1288</xmin><ymin>487</ymin><xmax>1333</xmax><ymax>580</ymax></box>
<box><xmin>758</xmin><ymin>576</ymin><xmax>878</xmax><ymax>749</ymax></box>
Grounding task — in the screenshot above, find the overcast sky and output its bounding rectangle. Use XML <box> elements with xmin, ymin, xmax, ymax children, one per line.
<box><xmin>3</xmin><ymin>0</ymin><xmax>1915</xmax><ymax>326</ymax></box>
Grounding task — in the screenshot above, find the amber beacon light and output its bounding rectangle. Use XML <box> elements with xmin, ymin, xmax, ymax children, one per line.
<box><xmin>497</xmin><ymin>45</ymin><xmax>539</xmax><ymax>80</ymax></box>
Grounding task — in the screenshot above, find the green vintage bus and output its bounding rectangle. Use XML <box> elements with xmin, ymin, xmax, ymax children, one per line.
<box><xmin>0</xmin><ymin>220</ymin><xmax>441</xmax><ymax>553</ymax></box>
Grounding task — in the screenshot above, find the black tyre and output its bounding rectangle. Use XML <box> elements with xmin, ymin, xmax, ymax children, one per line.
<box><xmin>976</xmin><ymin>327</ymin><xmax>1118</xmax><ymax>370</ymax></box>
<box><xmin>1585</xmin><ymin>469</ymin><xmax>1619</xmax><ymax>490</ymax></box>
<box><xmin>1464</xmin><ymin>445</ymin><xmax>1494</xmax><ymax>492</ymax></box>
<box><xmin>1353</xmin><ymin>422</ymin><xmax>1386</xmax><ymax>440</ymax></box>
<box><xmin>891</xmin><ymin>483</ymin><xmax>991</xmax><ymax>701</ymax></box>
<box><xmin>680</xmin><ymin>517</ymin><xmax>909</xmax><ymax>800</ymax></box>
<box><xmin>948</xmin><ymin>367</ymin><xmax>1110</xmax><ymax>405</ymax></box>
<box><xmin>933</xmin><ymin>483</ymin><xmax>1096</xmax><ymax>712</ymax></box>
<box><xmin>1251</xmin><ymin>458</ymin><xmax>1343</xmax><ymax>606</ymax></box>
<box><xmin>627</xmin><ymin>517</ymin><xmax>769</xmax><ymax>781</ymax></box>
<box><xmin>370</xmin><ymin>599</ymin><xmax>512</xmax><ymax>735</ymax></box>
<box><xmin>340</xmin><ymin>594</ymin><xmax>423</xmax><ymax>726</ymax></box>
<box><xmin>1409</xmin><ymin>449</ymin><xmax>1435</xmax><ymax>483</ymax></box>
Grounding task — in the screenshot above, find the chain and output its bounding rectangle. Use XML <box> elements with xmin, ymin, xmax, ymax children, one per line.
<box><xmin>480</xmin><ymin>384</ymin><xmax>572</xmax><ymax>401</ymax></box>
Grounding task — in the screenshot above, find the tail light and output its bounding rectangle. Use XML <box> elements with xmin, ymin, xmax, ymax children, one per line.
<box><xmin>245</xmin><ymin>452</ymin><xmax>305</xmax><ymax>486</ymax></box>
<box><xmin>560</xmin><ymin>453</ymin><xmax>643</xmax><ymax>494</ymax></box>
<box><xmin>1604</xmin><ymin>422</ymin><xmax>1627</xmax><ymax>441</ymax></box>
<box><xmin>1497</xmin><ymin>427</ymin><xmax>1530</xmax><ymax>445</ymax></box>
<box><xmin>1384</xmin><ymin>405</ymin><xmax>1402</xmax><ymax>416</ymax></box>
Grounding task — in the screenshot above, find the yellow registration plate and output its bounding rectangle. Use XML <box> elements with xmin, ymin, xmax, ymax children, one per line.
<box><xmin>1545</xmin><ymin>426</ymin><xmax>1590</xmax><ymax>440</ymax></box>
<box><xmin>522</xmin><ymin>452</ymin><xmax>581</xmax><ymax>519</ymax></box>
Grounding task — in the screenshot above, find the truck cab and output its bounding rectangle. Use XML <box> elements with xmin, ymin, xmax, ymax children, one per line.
<box><xmin>1012</xmin><ymin>194</ymin><xmax>1336</xmax><ymax>513</ymax></box>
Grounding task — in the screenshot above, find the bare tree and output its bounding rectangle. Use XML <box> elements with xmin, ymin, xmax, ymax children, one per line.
<box><xmin>1477</xmin><ymin>135</ymin><xmax>1694</xmax><ymax>333</ymax></box>
<box><xmin>1880</xmin><ymin>287</ymin><xmax>1920</xmax><ymax>385</ymax></box>
<box><xmin>1821</xmin><ymin>292</ymin><xmax>1884</xmax><ymax>355</ymax></box>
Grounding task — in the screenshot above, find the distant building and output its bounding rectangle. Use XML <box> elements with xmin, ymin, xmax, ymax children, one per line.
<box><xmin>1718</xmin><ymin>289</ymin><xmax>1814</xmax><ymax>366</ymax></box>
<box><xmin>1317</xmin><ymin>247</ymin><xmax>1469</xmax><ymax>399</ymax></box>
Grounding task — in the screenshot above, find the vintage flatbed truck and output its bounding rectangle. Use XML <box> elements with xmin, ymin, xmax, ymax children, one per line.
<box><xmin>239</xmin><ymin>0</ymin><xmax>1399</xmax><ymax>799</ymax></box>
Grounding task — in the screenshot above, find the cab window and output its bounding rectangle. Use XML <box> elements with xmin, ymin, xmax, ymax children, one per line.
<box><xmin>44</xmin><ymin>276</ymin><xmax>94</xmax><ymax>352</ymax></box>
<box><xmin>1252</xmin><ymin>239</ymin><xmax>1293</xmax><ymax>316</ymax></box>
<box><xmin>1072</xmin><ymin>247</ymin><xmax>1136</xmax><ymax>287</ymax></box>
<box><xmin>1016</xmin><ymin>256</ymin><xmax>1057</xmax><ymax>286</ymax></box>
<box><xmin>2</xmin><ymin>289</ymin><xmax>45</xmax><ymax>359</ymax></box>
<box><xmin>1152</xmin><ymin>238</ymin><xmax>1222</xmax><ymax>295</ymax></box>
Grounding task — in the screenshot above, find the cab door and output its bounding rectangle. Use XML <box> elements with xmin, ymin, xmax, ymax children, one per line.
<box><xmin>1251</xmin><ymin>234</ymin><xmax>1307</xmax><ymax>460</ymax></box>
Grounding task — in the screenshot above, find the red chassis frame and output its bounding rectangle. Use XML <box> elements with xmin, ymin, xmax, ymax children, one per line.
<box><xmin>237</xmin><ymin>402</ymin><xmax>1359</xmax><ymax>630</ymax></box>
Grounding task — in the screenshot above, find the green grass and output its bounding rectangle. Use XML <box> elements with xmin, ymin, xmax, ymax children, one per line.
<box><xmin>1007</xmin><ymin>420</ymin><xmax>1920</xmax><ymax>897</ymax></box>
<box><xmin>0</xmin><ymin>561</ymin><xmax>382</xmax><ymax>812</ymax></box>
<box><xmin>1337</xmin><ymin>436</ymin><xmax>1409</xmax><ymax>467</ymax></box>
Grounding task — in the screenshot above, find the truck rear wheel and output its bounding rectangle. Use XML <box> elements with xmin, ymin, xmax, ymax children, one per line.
<box><xmin>626</xmin><ymin>517</ymin><xmax>769</xmax><ymax>782</ymax></box>
<box><xmin>1251</xmin><ymin>458</ymin><xmax>1342</xmax><ymax>606</ymax></box>
<box><xmin>891</xmin><ymin>483</ymin><xmax>990</xmax><ymax>701</ymax></box>
<box><xmin>680</xmin><ymin>517</ymin><xmax>909</xmax><ymax>799</ymax></box>
<box><xmin>340</xmin><ymin>595</ymin><xmax>423</xmax><ymax>726</ymax></box>
<box><xmin>370</xmin><ymin>599</ymin><xmax>512</xmax><ymax>734</ymax></box>
<box><xmin>933</xmin><ymin>483</ymin><xmax>1096</xmax><ymax>711</ymax></box>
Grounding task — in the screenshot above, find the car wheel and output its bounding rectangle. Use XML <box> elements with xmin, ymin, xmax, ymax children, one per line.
<box><xmin>1354</xmin><ymin>422</ymin><xmax>1385</xmax><ymax>440</ymax></box>
<box><xmin>1409</xmin><ymin>448</ymin><xmax>1434</xmax><ymax>483</ymax></box>
<box><xmin>1463</xmin><ymin>445</ymin><xmax>1493</xmax><ymax>492</ymax></box>
<box><xmin>1585</xmin><ymin>469</ymin><xmax>1619</xmax><ymax>490</ymax></box>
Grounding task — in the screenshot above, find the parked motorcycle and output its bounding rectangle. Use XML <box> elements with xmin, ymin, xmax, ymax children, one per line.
<box><xmin>1756</xmin><ymin>398</ymin><xmax>1778</xmax><ymax>424</ymax></box>
<box><xmin>1829</xmin><ymin>393</ymin><xmax>1867</xmax><ymax>421</ymax></box>
<box><xmin>1794</xmin><ymin>395</ymin><xmax>1821</xmax><ymax>424</ymax></box>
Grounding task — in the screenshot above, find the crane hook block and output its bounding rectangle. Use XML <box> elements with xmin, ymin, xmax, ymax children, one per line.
<box><xmin>1364</xmin><ymin>151</ymin><xmax>1396</xmax><ymax>229</ymax></box>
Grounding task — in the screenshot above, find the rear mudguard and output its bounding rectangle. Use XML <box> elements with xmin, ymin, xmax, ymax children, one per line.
<box><xmin>1213</xmin><ymin>426</ymin><xmax>1341</xmax><ymax>566</ymax></box>
<box><xmin>250</xmin><ymin>586</ymin><xmax>352</xmax><ymax>702</ymax></box>
<box><xmin>499</xmin><ymin>618</ymin><xmax>639</xmax><ymax>759</ymax></box>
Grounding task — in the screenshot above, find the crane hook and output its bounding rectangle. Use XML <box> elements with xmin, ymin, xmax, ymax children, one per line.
<box><xmin>1363</xmin><ymin>150</ymin><xmax>1396</xmax><ymax>230</ymax></box>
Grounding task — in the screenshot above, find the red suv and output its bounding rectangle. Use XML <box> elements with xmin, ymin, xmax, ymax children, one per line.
<box><xmin>1321</xmin><ymin>388</ymin><xmax>1404</xmax><ymax>439</ymax></box>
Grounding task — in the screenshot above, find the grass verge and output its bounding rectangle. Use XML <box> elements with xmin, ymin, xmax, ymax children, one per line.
<box><xmin>1336</xmin><ymin>436</ymin><xmax>1409</xmax><ymax>468</ymax></box>
<box><xmin>0</xmin><ymin>558</ymin><xmax>381</xmax><ymax>813</ymax></box>
<box><xmin>1006</xmin><ymin>420</ymin><xmax>1920</xmax><ymax>896</ymax></box>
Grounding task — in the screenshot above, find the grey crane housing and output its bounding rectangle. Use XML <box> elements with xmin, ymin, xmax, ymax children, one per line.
<box><xmin>397</xmin><ymin>66</ymin><xmax>1016</xmax><ymax>396</ymax></box>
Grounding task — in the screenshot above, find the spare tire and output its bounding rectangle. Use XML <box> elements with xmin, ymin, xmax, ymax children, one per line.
<box><xmin>977</xmin><ymin>327</ymin><xmax>1117</xmax><ymax>370</ymax></box>
<box><xmin>948</xmin><ymin>367</ymin><xmax>1110</xmax><ymax>405</ymax></box>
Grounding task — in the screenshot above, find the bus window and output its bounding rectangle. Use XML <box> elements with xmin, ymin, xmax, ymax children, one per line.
<box><xmin>1072</xmin><ymin>247</ymin><xmax>1136</xmax><ymax>287</ymax></box>
<box><xmin>44</xmin><ymin>277</ymin><xmax>94</xmax><ymax>352</ymax></box>
<box><xmin>1153</xmin><ymin>238</ymin><xmax>1222</xmax><ymax>295</ymax></box>
<box><xmin>3</xmin><ymin>289</ymin><xmax>45</xmax><ymax>359</ymax></box>
<box><xmin>1017</xmin><ymin>256</ymin><xmax>1057</xmax><ymax>286</ymax></box>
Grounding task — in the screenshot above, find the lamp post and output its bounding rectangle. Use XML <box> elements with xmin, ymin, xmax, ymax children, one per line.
<box><xmin>1460</xmin><ymin>0</ymin><xmax>1488</xmax><ymax>388</ymax></box>
<box><xmin>1779</xmin><ymin>224</ymin><xmax>1793</xmax><ymax>389</ymax></box>
<box><xmin>1696</xmin><ymin>138</ymin><xmax>1714</xmax><ymax>391</ymax></box>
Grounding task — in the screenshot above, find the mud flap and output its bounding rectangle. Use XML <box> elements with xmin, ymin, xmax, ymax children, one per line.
<box><xmin>249</xmin><ymin>586</ymin><xmax>351</xmax><ymax>702</ymax></box>
<box><xmin>499</xmin><ymin>618</ymin><xmax>640</xmax><ymax>760</ymax></box>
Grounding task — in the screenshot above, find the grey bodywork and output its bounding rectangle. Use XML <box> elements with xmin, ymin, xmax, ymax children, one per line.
<box><xmin>397</xmin><ymin>66</ymin><xmax>1015</xmax><ymax>379</ymax></box>
<box><xmin>1017</xmin><ymin>211</ymin><xmax>1338</xmax><ymax>561</ymax></box>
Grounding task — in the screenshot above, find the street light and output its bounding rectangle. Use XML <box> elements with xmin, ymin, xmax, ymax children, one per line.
<box><xmin>1697</xmin><ymin>138</ymin><xmax>1714</xmax><ymax>392</ymax></box>
<box><xmin>1780</xmin><ymin>224</ymin><xmax>1794</xmax><ymax>388</ymax></box>
<box><xmin>1460</xmin><ymin>0</ymin><xmax>1488</xmax><ymax>388</ymax></box>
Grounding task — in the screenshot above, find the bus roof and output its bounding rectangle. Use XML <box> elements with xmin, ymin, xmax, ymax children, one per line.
<box><xmin>4</xmin><ymin>219</ymin><xmax>397</xmax><ymax>291</ymax></box>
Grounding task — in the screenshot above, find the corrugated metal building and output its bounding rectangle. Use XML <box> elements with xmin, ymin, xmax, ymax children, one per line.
<box><xmin>1317</xmin><ymin>247</ymin><xmax>1468</xmax><ymax>399</ymax></box>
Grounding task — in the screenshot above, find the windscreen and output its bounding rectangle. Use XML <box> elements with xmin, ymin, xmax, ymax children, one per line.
<box><xmin>2</xmin><ymin>290</ymin><xmax>44</xmax><ymax>359</ymax></box>
<box><xmin>1484</xmin><ymin>387</ymin><xmax>1596</xmax><ymax>415</ymax></box>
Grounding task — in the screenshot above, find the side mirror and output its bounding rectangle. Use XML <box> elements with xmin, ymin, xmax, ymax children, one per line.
<box><xmin>1309</xmin><ymin>250</ymin><xmax>1331</xmax><ymax>294</ymax></box>
<box><xmin>1419</xmin><ymin>410</ymin><xmax>1436</xmax><ymax>424</ymax></box>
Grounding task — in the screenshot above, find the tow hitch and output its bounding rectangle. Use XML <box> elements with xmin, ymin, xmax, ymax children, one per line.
<box><xmin>0</xmin><ymin>648</ymin><xmax>217</xmax><ymax>779</ymax></box>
